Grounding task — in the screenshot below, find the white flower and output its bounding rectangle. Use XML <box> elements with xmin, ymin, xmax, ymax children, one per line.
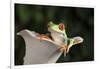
<box><xmin>17</xmin><ymin>29</ymin><xmax>83</xmax><ymax>65</ymax></box>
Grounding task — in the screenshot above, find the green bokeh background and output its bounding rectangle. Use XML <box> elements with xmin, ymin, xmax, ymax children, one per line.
<box><xmin>15</xmin><ymin>3</ymin><xmax>94</xmax><ymax>65</ymax></box>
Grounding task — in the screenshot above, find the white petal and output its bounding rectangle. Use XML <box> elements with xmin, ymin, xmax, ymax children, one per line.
<box><xmin>17</xmin><ymin>29</ymin><xmax>62</xmax><ymax>64</ymax></box>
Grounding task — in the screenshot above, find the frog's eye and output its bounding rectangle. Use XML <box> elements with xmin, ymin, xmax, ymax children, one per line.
<box><xmin>59</xmin><ymin>23</ymin><xmax>65</xmax><ymax>30</ymax></box>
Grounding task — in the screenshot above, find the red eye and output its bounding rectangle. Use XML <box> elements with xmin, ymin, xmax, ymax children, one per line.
<box><xmin>59</xmin><ymin>23</ymin><xmax>65</xmax><ymax>30</ymax></box>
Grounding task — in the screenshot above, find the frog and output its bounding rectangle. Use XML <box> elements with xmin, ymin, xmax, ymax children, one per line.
<box><xmin>47</xmin><ymin>21</ymin><xmax>83</xmax><ymax>56</ymax></box>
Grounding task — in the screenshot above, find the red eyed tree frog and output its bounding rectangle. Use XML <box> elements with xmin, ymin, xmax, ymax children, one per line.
<box><xmin>47</xmin><ymin>21</ymin><xmax>83</xmax><ymax>56</ymax></box>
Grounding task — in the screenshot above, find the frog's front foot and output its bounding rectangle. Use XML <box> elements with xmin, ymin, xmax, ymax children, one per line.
<box><xmin>59</xmin><ymin>45</ymin><xmax>68</xmax><ymax>57</ymax></box>
<box><xmin>37</xmin><ymin>34</ymin><xmax>51</xmax><ymax>42</ymax></box>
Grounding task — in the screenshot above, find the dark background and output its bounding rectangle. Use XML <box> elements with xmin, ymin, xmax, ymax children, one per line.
<box><xmin>15</xmin><ymin>3</ymin><xmax>94</xmax><ymax>65</ymax></box>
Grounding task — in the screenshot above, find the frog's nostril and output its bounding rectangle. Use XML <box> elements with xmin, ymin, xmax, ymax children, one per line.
<box><xmin>47</xmin><ymin>23</ymin><xmax>51</xmax><ymax>28</ymax></box>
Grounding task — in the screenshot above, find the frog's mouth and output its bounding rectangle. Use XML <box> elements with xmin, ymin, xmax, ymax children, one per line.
<box><xmin>48</xmin><ymin>28</ymin><xmax>64</xmax><ymax>34</ymax></box>
<box><xmin>48</xmin><ymin>27</ymin><xmax>63</xmax><ymax>34</ymax></box>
